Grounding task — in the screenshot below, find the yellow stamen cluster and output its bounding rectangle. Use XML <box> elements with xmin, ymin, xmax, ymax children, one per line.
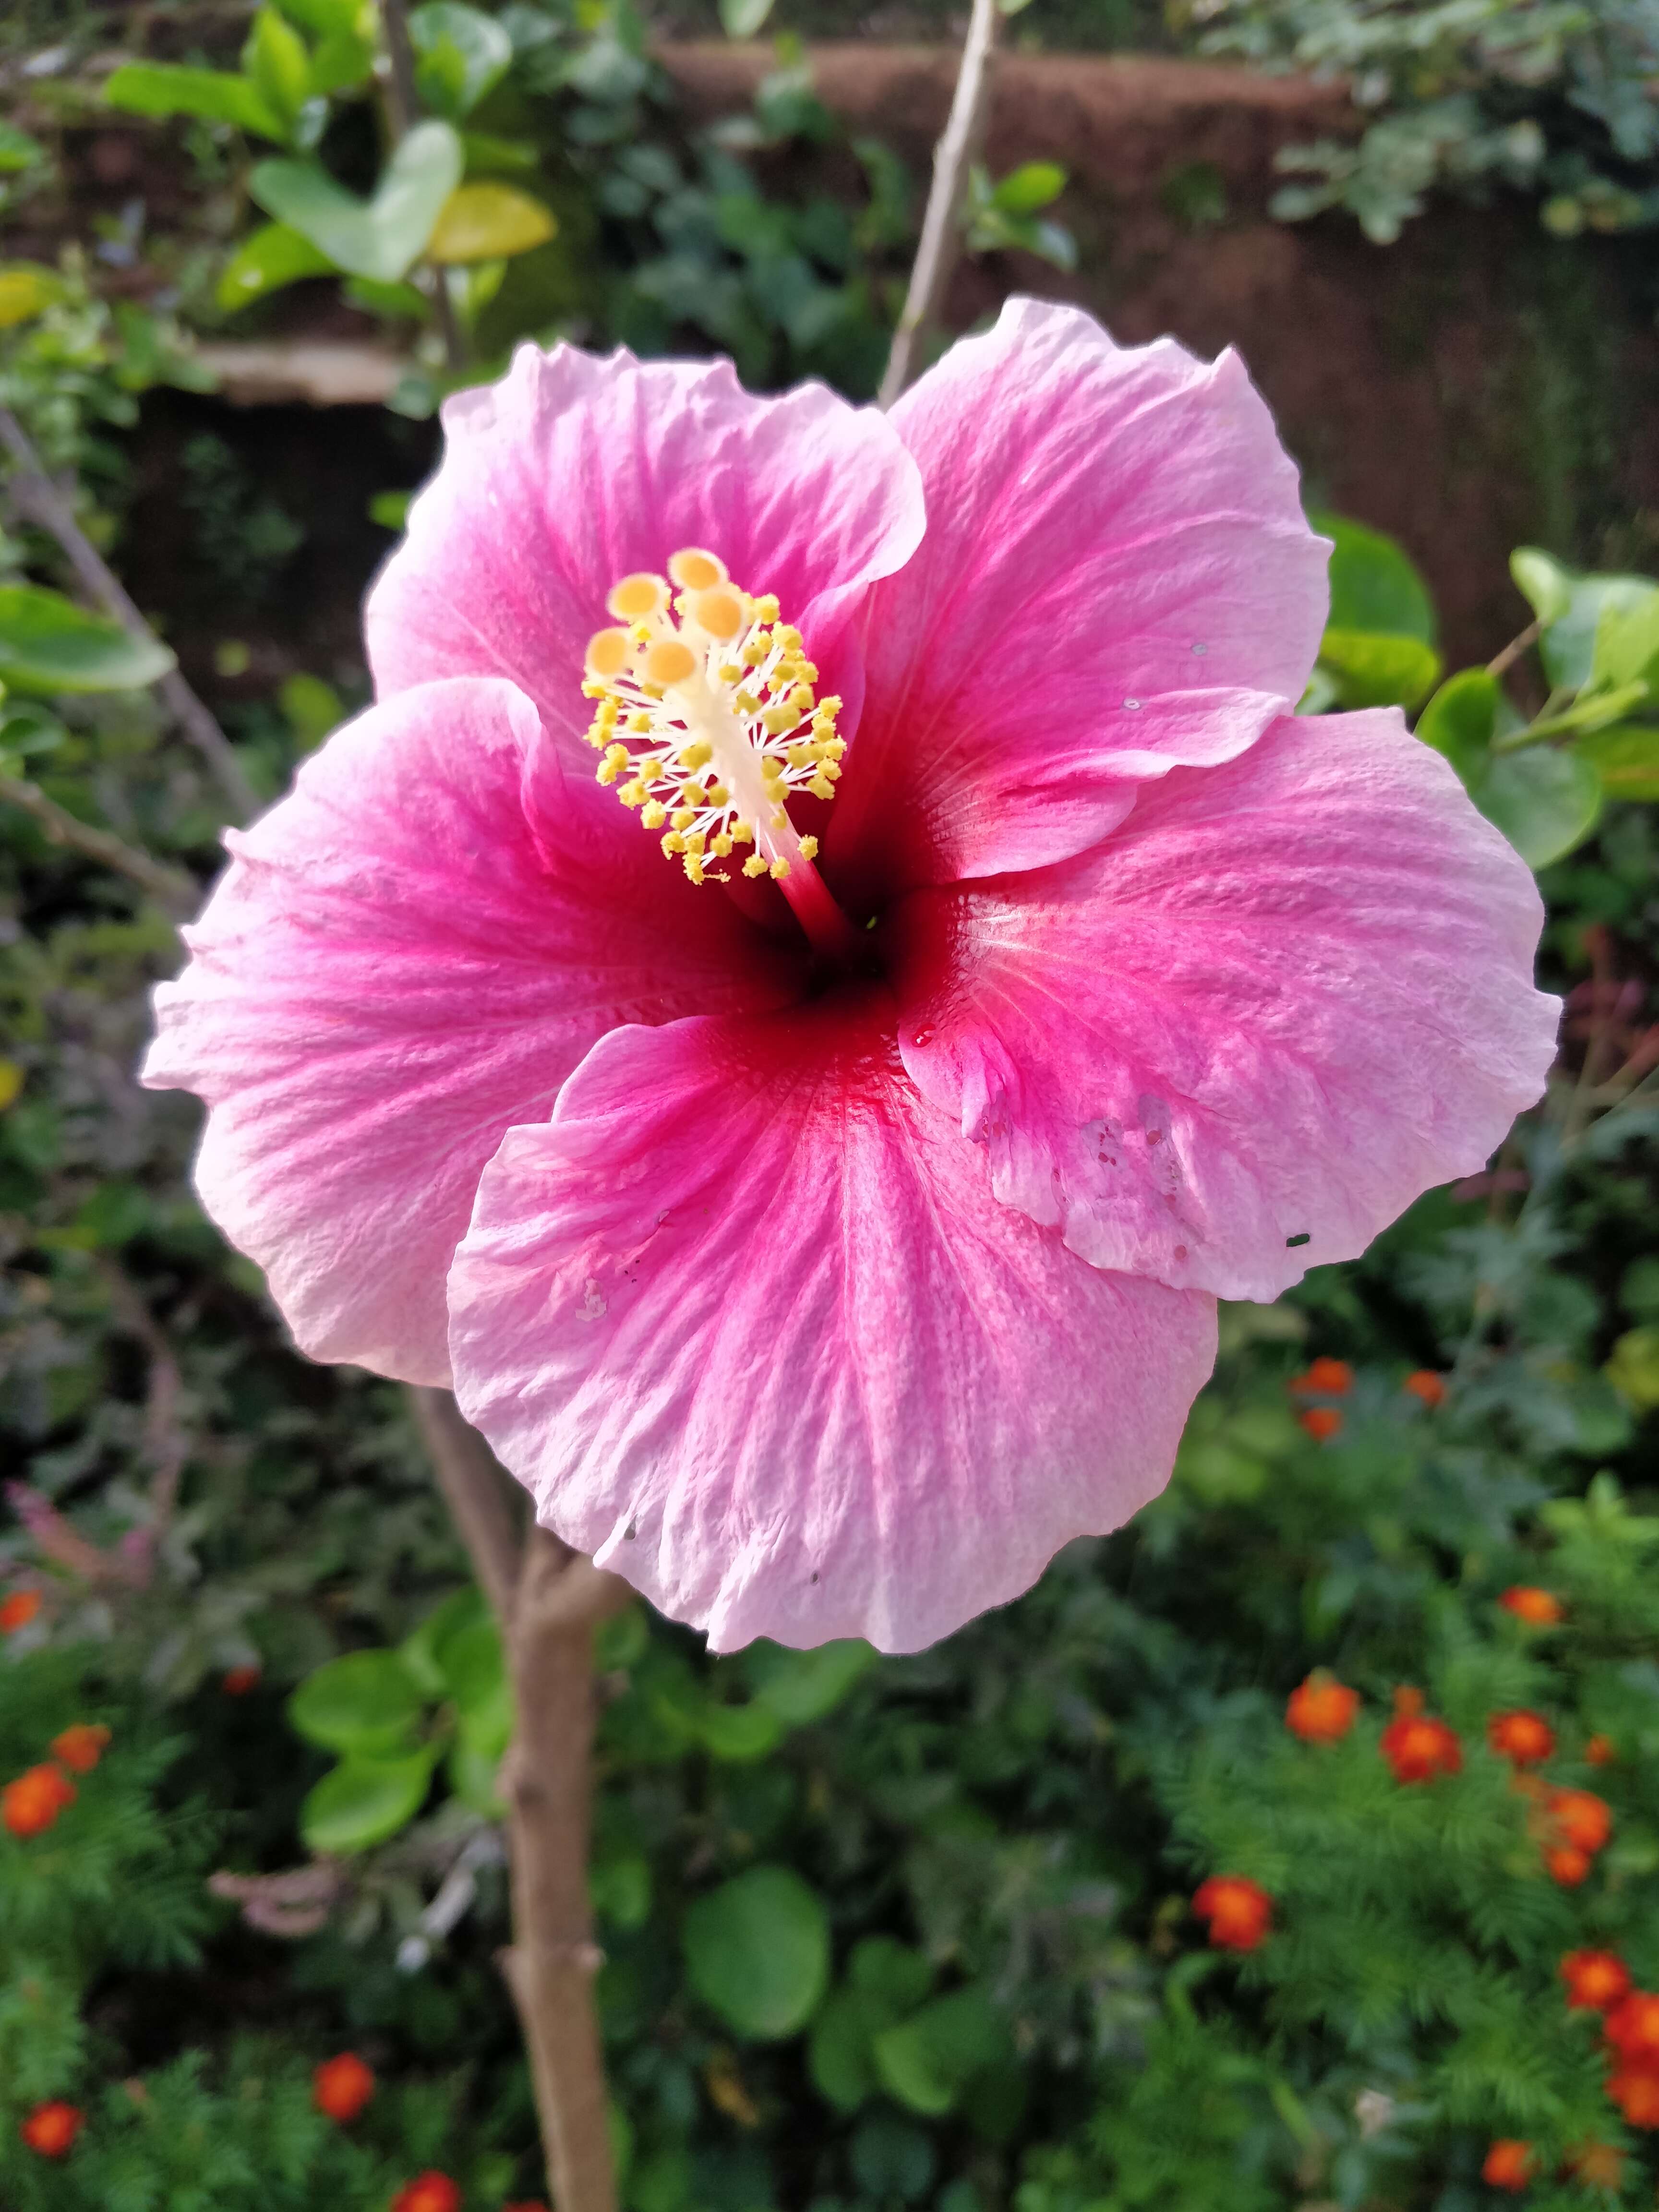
<box><xmin>579</xmin><ymin>547</ymin><xmax>845</xmax><ymax>886</ymax></box>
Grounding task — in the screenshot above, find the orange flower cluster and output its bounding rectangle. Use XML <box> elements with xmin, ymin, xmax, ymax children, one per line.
<box><xmin>1487</xmin><ymin>1710</ymin><xmax>1554</xmax><ymax>1767</ymax></box>
<box><xmin>1499</xmin><ymin>1587</ymin><xmax>1563</xmax><ymax>1626</ymax></box>
<box><xmin>1403</xmin><ymin>1369</ymin><xmax>1447</xmax><ymax>1407</ymax></box>
<box><xmin>0</xmin><ymin>1587</ymin><xmax>41</xmax><ymax>1635</ymax></box>
<box><xmin>1605</xmin><ymin>1991</ymin><xmax>1659</xmax><ymax>2127</ymax></box>
<box><xmin>1539</xmin><ymin>1789</ymin><xmax>1612</xmax><ymax>1887</ymax></box>
<box><xmin>1561</xmin><ymin>1951</ymin><xmax>1631</xmax><ymax>2012</ymax></box>
<box><xmin>313</xmin><ymin>2052</ymin><xmax>375</xmax><ymax>2123</ymax></box>
<box><xmin>1480</xmin><ymin>2140</ymin><xmax>1534</xmax><ymax>2191</ymax></box>
<box><xmin>20</xmin><ymin>2102</ymin><xmax>84</xmax><ymax>2158</ymax></box>
<box><xmin>1380</xmin><ymin>1690</ymin><xmax>1462</xmax><ymax>1783</ymax></box>
<box><xmin>1290</xmin><ymin>1357</ymin><xmax>1352</xmax><ymax>1441</ymax></box>
<box><xmin>392</xmin><ymin>2175</ymin><xmax>462</xmax><ymax>2212</ymax></box>
<box><xmin>221</xmin><ymin>1664</ymin><xmax>261</xmax><ymax>1696</ymax></box>
<box><xmin>1192</xmin><ymin>1875</ymin><xmax>1272</xmax><ymax>1952</ymax></box>
<box><xmin>1286</xmin><ymin>1671</ymin><xmax>1359</xmax><ymax>1744</ymax></box>
<box><xmin>2</xmin><ymin>1719</ymin><xmax>109</xmax><ymax>1839</ymax></box>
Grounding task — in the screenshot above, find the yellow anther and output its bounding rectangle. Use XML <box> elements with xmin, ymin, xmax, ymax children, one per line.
<box><xmin>596</xmin><ymin>743</ymin><xmax>630</xmax><ymax>785</ymax></box>
<box><xmin>586</xmin><ymin>628</ymin><xmax>631</xmax><ymax>680</ymax></box>
<box><xmin>822</xmin><ymin>761</ymin><xmax>842</xmax><ymax>782</ymax></box>
<box><xmin>769</xmin><ymin>857</ymin><xmax>790</xmax><ymax>879</ymax></box>
<box><xmin>642</xmin><ymin>801</ymin><xmax>667</xmax><ymax>830</ymax></box>
<box><xmin>760</xmin><ymin>755</ymin><xmax>785</xmax><ymax>781</ymax></box>
<box><xmin>798</xmin><ymin>834</ymin><xmax>819</xmax><ymax>860</ymax></box>
<box><xmin>644</xmin><ymin>639</ymin><xmax>696</xmax><ymax>687</ymax></box>
<box><xmin>707</xmin><ymin>781</ymin><xmax>730</xmax><ymax>806</ymax></box>
<box><xmin>629</xmin><ymin>622</ymin><xmax>653</xmax><ymax>646</ymax></box>
<box><xmin>712</xmin><ymin>831</ymin><xmax>733</xmax><ymax>857</ymax></box>
<box><xmin>628</xmin><ymin>710</ymin><xmax>652</xmax><ymax>733</ymax></box>
<box><xmin>607</xmin><ymin>572</ymin><xmax>668</xmax><ymax>622</ymax></box>
<box><xmin>777</xmin><ymin>625</ymin><xmax>802</xmax><ymax>652</ymax></box>
<box><xmin>786</xmin><ymin>746</ymin><xmax>812</xmax><ymax>772</ymax></box>
<box><xmin>689</xmin><ymin>587</ymin><xmax>745</xmax><ymax>641</ymax></box>
<box><xmin>678</xmin><ymin>739</ymin><xmax>713</xmax><ymax>771</ymax></box>
<box><xmin>799</xmin><ymin>662</ymin><xmax>818</xmax><ymax>683</ymax></box>
<box><xmin>718</xmin><ymin>662</ymin><xmax>744</xmax><ymax>684</ymax></box>
<box><xmin>669</xmin><ymin>548</ymin><xmax>727</xmax><ymax>591</ymax></box>
<box><xmin>809</xmin><ymin>774</ymin><xmax>834</xmax><ymax>801</ymax></box>
<box><xmin>754</xmin><ymin>595</ymin><xmax>780</xmax><ymax>622</ymax></box>
<box><xmin>732</xmin><ymin>819</ymin><xmax>754</xmax><ymax>844</ymax></box>
<box><xmin>684</xmin><ymin>829</ymin><xmax>707</xmax><ymax>856</ymax></box>
<box><xmin>671</xmin><ymin>806</ymin><xmax>696</xmax><ymax>832</ymax></box>
<box><xmin>786</xmin><ymin>684</ymin><xmax>815</xmax><ymax>715</ymax></box>
<box><xmin>741</xmin><ymin>638</ymin><xmax>768</xmax><ymax>668</ymax></box>
<box><xmin>735</xmin><ymin>689</ymin><xmax>760</xmax><ymax>715</ymax></box>
<box><xmin>743</xmin><ymin>854</ymin><xmax>769</xmax><ymax>878</ymax></box>
<box><xmin>762</xmin><ymin>706</ymin><xmax>795</xmax><ymax>737</ymax></box>
<box><xmin>619</xmin><ymin>779</ymin><xmax>647</xmax><ymax>807</ymax></box>
<box><xmin>661</xmin><ymin>831</ymin><xmax>685</xmax><ymax>856</ymax></box>
<box><xmin>685</xmin><ymin>855</ymin><xmax>707</xmax><ymax>885</ymax></box>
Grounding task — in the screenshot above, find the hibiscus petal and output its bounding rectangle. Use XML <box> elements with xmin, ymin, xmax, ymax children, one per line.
<box><xmin>143</xmin><ymin>678</ymin><xmax>797</xmax><ymax>1384</ymax></box>
<box><xmin>365</xmin><ymin>341</ymin><xmax>926</xmax><ymax>754</ymax></box>
<box><xmin>447</xmin><ymin>994</ymin><xmax>1216</xmax><ymax>1653</ymax></box>
<box><xmin>828</xmin><ymin>297</ymin><xmax>1330</xmax><ymax>898</ymax></box>
<box><xmin>892</xmin><ymin>710</ymin><xmax>1561</xmax><ymax>1302</ymax></box>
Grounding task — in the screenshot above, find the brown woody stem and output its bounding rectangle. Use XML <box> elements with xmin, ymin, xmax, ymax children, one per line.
<box><xmin>407</xmin><ymin>1386</ymin><xmax>629</xmax><ymax>2212</ymax></box>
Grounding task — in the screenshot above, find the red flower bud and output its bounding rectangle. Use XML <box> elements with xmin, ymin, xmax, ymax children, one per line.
<box><xmin>1192</xmin><ymin>1875</ymin><xmax>1272</xmax><ymax>1952</ymax></box>
<box><xmin>21</xmin><ymin>2103</ymin><xmax>83</xmax><ymax>2158</ymax></box>
<box><xmin>1380</xmin><ymin>1712</ymin><xmax>1461</xmax><ymax>1783</ymax></box>
<box><xmin>1499</xmin><ymin>1587</ymin><xmax>1562</xmax><ymax>1626</ymax></box>
<box><xmin>1481</xmin><ymin>2140</ymin><xmax>1534</xmax><ymax>2191</ymax></box>
<box><xmin>1560</xmin><ymin>1951</ymin><xmax>1631</xmax><ymax>2012</ymax></box>
<box><xmin>1487</xmin><ymin>1710</ymin><xmax>1554</xmax><ymax>1767</ymax></box>
<box><xmin>1286</xmin><ymin>1671</ymin><xmax>1360</xmax><ymax>1743</ymax></box>
<box><xmin>313</xmin><ymin>2052</ymin><xmax>375</xmax><ymax>2123</ymax></box>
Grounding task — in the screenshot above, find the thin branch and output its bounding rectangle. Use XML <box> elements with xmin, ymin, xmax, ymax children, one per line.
<box><xmin>378</xmin><ymin>0</ymin><xmax>421</xmax><ymax>143</ymax></box>
<box><xmin>877</xmin><ymin>0</ymin><xmax>1000</xmax><ymax>410</ymax></box>
<box><xmin>0</xmin><ymin>407</ymin><xmax>257</xmax><ymax>825</ymax></box>
<box><xmin>406</xmin><ymin>1384</ymin><xmax>525</xmax><ymax>1621</ymax></box>
<box><xmin>1487</xmin><ymin>617</ymin><xmax>1541</xmax><ymax>681</ymax></box>
<box><xmin>1</xmin><ymin>771</ymin><xmax>197</xmax><ymax>918</ymax></box>
<box><xmin>99</xmin><ymin>1257</ymin><xmax>189</xmax><ymax>1531</ymax></box>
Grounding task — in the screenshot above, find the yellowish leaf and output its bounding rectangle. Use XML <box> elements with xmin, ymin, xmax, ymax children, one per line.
<box><xmin>0</xmin><ymin>265</ymin><xmax>61</xmax><ymax>329</ymax></box>
<box><xmin>426</xmin><ymin>182</ymin><xmax>556</xmax><ymax>264</ymax></box>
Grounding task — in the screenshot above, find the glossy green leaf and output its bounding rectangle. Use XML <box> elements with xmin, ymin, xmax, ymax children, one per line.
<box><xmin>1317</xmin><ymin>628</ymin><xmax>1441</xmax><ymax>710</ymax></box>
<box><xmin>1605</xmin><ymin>1325</ymin><xmax>1659</xmax><ymax>1411</ymax></box>
<box><xmin>399</xmin><ymin>1585</ymin><xmax>488</xmax><ymax>1697</ymax></box>
<box><xmin>848</xmin><ymin>1936</ymin><xmax>935</xmax><ymax>2013</ymax></box>
<box><xmin>1471</xmin><ymin>745</ymin><xmax>1602</xmax><ymax>868</ymax></box>
<box><xmin>300</xmin><ymin>1749</ymin><xmax>436</xmax><ymax>1852</ymax></box>
<box><xmin>1575</xmin><ymin>723</ymin><xmax>1659</xmax><ymax>800</ymax></box>
<box><xmin>216</xmin><ymin>222</ymin><xmax>335</xmax><ymax>311</ymax></box>
<box><xmin>440</xmin><ymin>1616</ymin><xmax>512</xmax><ymax>1762</ymax></box>
<box><xmin>684</xmin><ymin>1866</ymin><xmax>830</xmax><ymax>2039</ymax></box>
<box><xmin>243</xmin><ymin>8</ymin><xmax>311</xmax><ymax>133</ymax></box>
<box><xmin>409</xmin><ymin>2</ymin><xmax>513</xmax><ymax>118</ymax></box>
<box><xmin>0</xmin><ymin>586</ymin><xmax>173</xmax><ymax>695</ymax></box>
<box><xmin>104</xmin><ymin>62</ymin><xmax>287</xmax><ymax>142</ymax></box>
<box><xmin>286</xmin><ymin>1647</ymin><xmax>427</xmax><ymax>1754</ymax></box>
<box><xmin>1590</xmin><ymin>586</ymin><xmax>1659</xmax><ymax>697</ymax></box>
<box><xmin>344</xmin><ymin>275</ymin><xmax>431</xmax><ymax>318</ymax></box>
<box><xmin>1509</xmin><ymin>546</ymin><xmax>1574</xmax><ymax>630</ymax></box>
<box><xmin>1538</xmin><ymin>573</ymin><xmax>1654</xmax><ymax>693</ymax></box>
<box><xmin>251</xmin><ymin>120</ymin><xmax>463</xmax><ymax>281</ymax></box>
<box><xmin>745</xmin><ymin>1638</ymin><xmax>875</xmax><ymax>1726</ymax></box>
<box><xmin>1414</xmin><ymin>666</ymin><xmax>1498</xmax><ymax>779</ymax></box>
<box><xmin>591</xmin><ymin>1851</ymin><xmax>652</xmax><ymax>1929</ymax></box>
<box><xmin>871</xmin><ymin>1986</ymin><xmax>1010</xmax><ymax>2117</ymax></box>
<box><xmin>278</xmin><ymin>672</ymin><xmax>343</xmax><ymax>752</ymax></box>
<box><xmin>426</xmin><ymin>182</ymin><xmax>556</xmax><ymax>264</ymax></box>
<box><xmin>447</xmin><ymin>1719</ymin><xmax>506</xmax><ymax>1815</ymax></box>
<box><xmin>991</xmin><ymin>161</ymin><xmax>1066</xmax><ymax>213</ymax></box>
<box><xmin>1315</xmin><ymin>514</ymin><xmax>1436</xmax><ymax>644</ymax></box>
<box><xmin>0</xmin><ymin>123</ymin><xmax>44</xmax><ymax>173</ymax></box>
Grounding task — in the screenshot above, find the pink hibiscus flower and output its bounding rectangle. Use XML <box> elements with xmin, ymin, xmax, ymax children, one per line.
<box><xmin>143</xmin><ymin>299</ymin><xmax>1559</xmax><ymax>1652</ymax></box>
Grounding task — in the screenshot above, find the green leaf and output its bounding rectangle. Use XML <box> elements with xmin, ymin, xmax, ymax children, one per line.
<box><xmin>684</xmin><ymin>1866</ymin><xmax>830</xmax><ymax>2039</ymax></box>
<box><xmin>426</xmin><ymin>182</ymin><xmax>557</xmax><ymax>264</ymax></box>
<box><xmin>447</xmin><ymin>1720</ymin><xmax>506</xmax><ymax>1815</ymax></box>
<box><xmin>1576</xmin><ymin>723</ymin><xmax>1659</xmax><ymax>800</ymax></box>
<box><xmin>103</xmin><ymin>62</ymin><xmax>287</xmax><ymax>142</ymax></box>
<box><xmin>0</xmin><ymin>123</ymin><xmax>45</xmax><ymax>173</ymax></box>
<box><xmin>300</xmin><ymin>1749</ymin><xmax>437</xmax><ymax>1852</ymax></box>
<box><xmin>591</xmin><ymin>1851</ymin><xmax>652</xmax><ymax>1929</ymax></box>
<box><xmin>440</xmin><ymin>1616</ymin><xmax>513</xmax><ymax>1760</ymax></box>
<box><xmin>1415</xmin><ymin>666</ymin><xmax>1499</xmax><ymax>780</ymax></box>
<box><xmin>274</xmin><ymin>0</ymin><xmax>368</xmax><ymax>35</ymax></box>
<box><xmin>1317</xmin><ymin>628</ymin><xmax>1441</xmax><ymax>710</ymax></box>
<box><xmin>1315</xmin><ymin>514</ymin><xmax>1435</xmax><ymax>644</ymax></box>
<box><xmin>243</xmin><ymin>7</ymin><xmax>312</xmax><ymax>133</ymax></box>
<box><xmin>721</xmin><ymin>0</ymin><xmax>776</xmax><ymax>33</ymax></box>
<box><xmin>408</xmin><ymin>2</ymin><xmax>513</xmax><ymax>118</ymax></box>
<box><xmin>871</xmin><ymin>1987</ymin><xmax>1010</xmax><ymax>2117</ymax></box>
<box><xmin>1470</xmin><ymin>745</ymin><xmax>1602</xmax><ymax>868</ymax></box>
<box><xmin>461</xmin><ymin>130</ymin><xmax>539</xmax><ymax>174</ymax></box>
<box><xmin>809</xmin><ymin>1987</ymin><xmax>890</xmax><ymax>2112</ymax></box>
<box><xmin>278</xmin><ymin>672</ymin><xmax>343</xmax><ymax>751</ymax></box>
<box><xmin>696</xmin><ymin>1700</ymin><xmax>783</xmax><ymax>1763</ymax></box>
<box><xmin>0</xmin><ymin>586</ymin><xmax>173</xmax><ymax>694</ymax></box>
<box><xmin>594</xmin><ymin>1605</ymin><xmax>649</xmax><ymax>1671</ymax></box>
<box><xmin>250</xmin><ymin>120</ymin><xmax>463</xmax><ymax>281</ymax></box>
<box><xmin>0</xmin><ymin>265</ymin><xmax>64</xmax><ymax>330</ymax></box>
<box><xmin>369</xmin><ymin>490</ymin><xmax>413</xmax><ymax>532</ymax></box>
<box><xmin>216</xmin><ymin>222</ymin><xmax>335</xmax><ymax>311</ymax></box>
<box><xmin>991</xmin><ymin>161</ymin><xmax>1066</xmax><ymax>214</ymax></box>
<box><xmin>1590</xmin><ymin>586</ymin><xmax>1659</xmax><ymax>697</ymax></box>
<box><xmin>286</xmin><ymin>1648</ymin><xmax>427</xmax><ymax>1754</ymax></box>
<box><xmin>744</xmin><ymin>1639</ymin><xmax>875</xmax><ymax>1726</ymax></box>
<box><xmin>1538</xmin><ymin>573</ymin><xmax>1654</xmax><ymax>693</ymax></box>
<box><xmin>1510</xmin><ymin>546</ymin><xmax>1575</xmax><ymax>630</ymax></box>
<box><xmin>848</xmin><ymin>1936</ymin><xmax>935</xmax><ymax>2013</ymax></box>
<box><xmin>1606</xmin><ymin>1325</ymin><xmax>1659</xmax><ymax>1412</ymax></box>
<box><xmin>400</xmin><ymin>1585</ymin><xmax>488</xmax><ymax>1697</ymax></box>
<box><xmin>344</xmin><ymin>275</ymin><xmax>430</xmax><ymax>318</ymax></box>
